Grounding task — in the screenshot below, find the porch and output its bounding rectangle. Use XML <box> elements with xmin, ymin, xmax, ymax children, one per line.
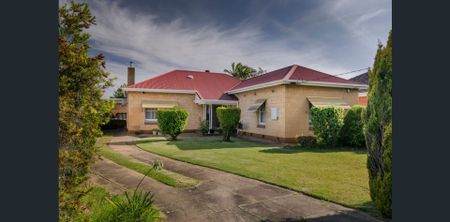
<box><xmin>199</xmin><ymin>102</ymin><xmax>238</xmax><ymax>133</ymax></box>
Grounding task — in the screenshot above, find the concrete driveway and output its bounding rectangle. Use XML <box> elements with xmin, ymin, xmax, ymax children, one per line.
<box><xmin>90</xmin><ymin>134</ymin><xmax>380</xmax><ymax>222</ymax></box>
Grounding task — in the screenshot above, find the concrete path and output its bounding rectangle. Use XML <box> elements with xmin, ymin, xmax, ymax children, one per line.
<box><xmin>90</xmin><ymin>135</ymin><xmax>381</xmax><ymax>222</ymax></box>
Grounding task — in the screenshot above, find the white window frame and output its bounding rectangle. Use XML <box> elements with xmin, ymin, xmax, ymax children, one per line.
<box><xmin>258</xmin><ymin>104</ymin><xmax>266</xmax><ymax>125</ymax></box>
<box><xmin>144</xmin><ymin>108</ymin><xmax>158</xmax><ymax>122</ymax></box>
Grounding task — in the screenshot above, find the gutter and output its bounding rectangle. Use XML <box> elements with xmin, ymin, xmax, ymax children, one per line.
<box><xmin>122</xmin><ymin>87</ymin><xmax>196</xmax><ymax>94</ymax></box>
<box><xmin>227</xmin><ymin>80</ymin><xmax>368</xmax><ymax>94</ymax></box>
<box><xmin>194</xmin><ymin>99</ymin><xmax>238</xmax><ymax>105</ymax></box>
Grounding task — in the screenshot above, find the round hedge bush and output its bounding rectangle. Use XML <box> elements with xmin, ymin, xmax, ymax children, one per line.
<box><xmin>157</xmin><ymin>108</ymin><xmax>189</xmax><ymax>140</ymax></box>
<box><xmin>216</xmin><ymin>107</ymin><xmax>241</xmax><ymax>141</ymax></box>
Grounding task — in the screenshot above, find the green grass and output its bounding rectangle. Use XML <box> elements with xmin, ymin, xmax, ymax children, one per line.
<box><xmin>135</xmin><ymin>136</ymin><xmax>374</xmax><ymax>213</ymax></box>
<box><xmin>96</xmin><ymin>138</ymin><xmax>200</xmax><ymax>188</ymax></box>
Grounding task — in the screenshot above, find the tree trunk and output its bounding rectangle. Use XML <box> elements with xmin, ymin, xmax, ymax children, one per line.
<box><xmin>223</xmin><ymin>130</ymin><xmax>230</xmax><ymax>141</ymax></box>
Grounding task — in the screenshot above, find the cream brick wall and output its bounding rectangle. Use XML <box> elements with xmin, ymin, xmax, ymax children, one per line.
<box><xmin>126</xmin><ymin>92</ymin><xmax>202</xmax><ymax>132</ymax></box>
<box><xmin>234</xmin><ymin>84</ymin><xmax>359</xmax><ymax>140</ymax></box>
<box><xmin>234</xmin><ymin>85</ymin><xmax>286</xmax><ymax>138</ymax></box>
<box><xmin>284</xmin><ymin>85</ymin><xmax>359</xmax><ymax>138</ymax></box>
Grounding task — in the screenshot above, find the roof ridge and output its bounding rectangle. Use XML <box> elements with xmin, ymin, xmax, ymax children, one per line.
<box><xmin>296</xmin><ymin>65</ymin><xmax>353</xmax><ymax>82</ymax></box>
<box><xmin>283</xmin><ymin>64</ymin><xmax>299</xmax><ymax>80</ymax></box>
<box><xmin>173</xmin><ymin>69</ymin><xmax>235</xmax><ymax>77</ymax></box>
<box><xmin>239</xmin><ymin>65</ymin><xmax>294</xmax><ymax>82</ymax></box>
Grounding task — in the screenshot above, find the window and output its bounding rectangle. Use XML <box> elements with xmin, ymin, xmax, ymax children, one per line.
<box><xmin>258</xmin><ymin>103</ymin><xmax>266</xmax><ymax>125</ymax></box>
<box><xmin>145</xmin><ymin>108</ymin><xmax>158</xmax><ymax>122</ymax></box>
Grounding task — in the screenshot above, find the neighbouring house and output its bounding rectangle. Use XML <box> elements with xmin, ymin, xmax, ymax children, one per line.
<box><xmin>111</xmin><ymin>98</ymin><xmax>127</xmax><ymax>120</ymax></box>
<box><xmin>350</xmin><ymin>72</ymin><xmax>369</xmax><ymax>106</ymax></box>
<box><xmin>119</xmin><ymin>64</ymin><xmax>367</xmax><ymax>142</ymax></box>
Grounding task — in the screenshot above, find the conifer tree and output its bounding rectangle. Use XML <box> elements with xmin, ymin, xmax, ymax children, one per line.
<box><xmin>363</xmin><ymin>31</ymin><xmax>392</xmax><ymax>218</ymax></box>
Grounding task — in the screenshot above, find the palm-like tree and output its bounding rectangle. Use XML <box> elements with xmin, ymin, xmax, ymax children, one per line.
<box><xmin>224</xmin><ymin>62</ymin><xmax>258</xmax><ymax>80</ymax></box>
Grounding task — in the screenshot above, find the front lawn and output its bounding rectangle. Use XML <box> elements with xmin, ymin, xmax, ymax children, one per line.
<box><xmin>135</xmin><ymin>135</ymin><xmax>373</xmax><ymax>213</ymax></box>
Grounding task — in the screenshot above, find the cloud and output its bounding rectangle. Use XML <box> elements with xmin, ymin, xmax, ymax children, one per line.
<box><xmin>86</xmin><ymin>0</ymin><xmax>363</xmax><ymax>97</ymax></box>
<box><xmin>60</xmin><ymin>0</ymin><xmax>390</xmax><ymax>97</ymax></box>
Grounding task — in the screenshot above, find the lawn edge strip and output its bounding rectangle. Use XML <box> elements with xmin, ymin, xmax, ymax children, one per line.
<box><xmin>98</xmin><ymin>147</ymin><xmax>200</xmax><ymax>189</ymax></box>
<box><xmin>135</xmin><ymin>143</ymin><xmax>380</xmax><ymax>219</ymax></box>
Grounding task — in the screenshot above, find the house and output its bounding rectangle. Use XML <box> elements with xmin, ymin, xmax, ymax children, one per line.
<box><xmin>121</xmin><ymin>64</ymin><xmax>367</xmax><ymax>142</ymax></box>
<box><xmin>350</xmin><ymin>72</ymin><xmax>369</xmax><ymax>105</ymax></box>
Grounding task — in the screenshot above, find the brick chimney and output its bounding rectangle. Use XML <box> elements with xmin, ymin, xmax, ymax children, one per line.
<box><xmin>127</xmin><ymin>61</ymin><xmax>135</xmax><ymax>86</ymax></box>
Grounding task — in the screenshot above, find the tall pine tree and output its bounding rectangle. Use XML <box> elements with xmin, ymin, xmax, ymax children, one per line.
<box><xmin>58</xmin><ymin>1</ymin><xmax>114</xmax><ymax>219</ymax></box>
<box><xmin>363</xmin><ymin>31</ymin><xmax>392</xmax><ymax>218</ymax></box>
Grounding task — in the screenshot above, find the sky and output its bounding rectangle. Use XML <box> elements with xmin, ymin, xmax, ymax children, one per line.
<box><xmin>60</xmin><ymin>0</ymin><xmax>392</xmax><ymax>98</ymax></box>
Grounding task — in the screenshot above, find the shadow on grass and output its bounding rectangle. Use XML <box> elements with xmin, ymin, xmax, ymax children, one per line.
<box><xmin>134</xmin><ymin>136</ymin><xmax>275</xmax><ymax>151</ymax></box>
<box><xmin>259</xmin><ymin>146</ymin><xmax>367</xmax><ymax>155</ymax></box>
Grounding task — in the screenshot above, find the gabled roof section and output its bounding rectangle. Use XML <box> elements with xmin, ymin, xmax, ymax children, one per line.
<box><xmin>230</xmin><ymin>65</ymin><xmax>295</xmax><ymax>90</ymax></box>
<box><xmin>350</xmin><ymin>72</ymin><xmax>369</xmax><ymax>84</ymax></box>
<box><xmin>288</xmin><ymin>65</ymin><xmax>358</xmax><ymax>83</ymax></box>
<box><xmin>350</xmin><ymin>72</ymin><xmax>369</xmax><ymax>93</ymax></box>
<box><xmin>228</xmin><ymin>64</ymin><xmax>364</xmax><ymax>93</ymax></box>
<box><xmin>126</xmin><ymin>70</ymin><xmax>241</xmax><ymax>100</ymax></box>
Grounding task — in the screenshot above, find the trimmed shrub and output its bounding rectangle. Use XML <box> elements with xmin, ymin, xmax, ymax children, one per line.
<box><xmin>157</xmin><ymin>108</ymin><xmax>189</xmax><ymax>140</ymax></box>
<box><xmin>340</xmin><ymin>106</ymin><xmax>366</xmax><ymax>147</ymax></box>
<box><xmin>297</xmin><ymin>136</ymin><xmax>317</xmax><ymax>147</ymax></box>
<box><xmin>310</xmin><ymin>106</ymin><xmax>344</xmax><ymax>146</ymax></box>
<box><xmin>216</xmin><ymin>107</ymin><xmax>241</xmax><ymax>141</ymax></box>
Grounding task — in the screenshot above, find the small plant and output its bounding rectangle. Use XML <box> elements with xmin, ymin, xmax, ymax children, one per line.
<box><xmin>95</xmin><ymin>169</ymin><xmax>162</xmax><ymax>222</ymax></box>
<box><xmin>152</xmin><ymin>160</ymin><xmax>163</xmax><ymax>171</ymax></box>
<box><xmin>297</xmin><ymin>136</ymin><xmax>317</xmax><ymax>147</ymax></box>
<box><xmin>199</xmin><ymin>120</ymin><xmax>209</xmax><ymax>135</ymax></box>
<box><xmin>216</xmin><ymin>107</ymin><xmax>241</xmax><ymax>141</ymax></box>
<box><xmin>157</xmin><ymin>108</ymin><xmax>189</xmax><ymax>140</ymax></box>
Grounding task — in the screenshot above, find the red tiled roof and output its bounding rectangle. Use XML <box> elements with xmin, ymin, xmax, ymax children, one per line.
<box><xmin>129</xmin><ymin>70</ymin><xmax>241</xmax><ymax>100</ymax></box>
<box><xmin>229</xmin><ymin>65</ymin><xmax>293</xmax><ymax>90</ymax></box>
<box><xmin>229</xmin><ymin>64</ymin><xmax>359</xmax><ymax>91</ymax></box>
<box><xmin>129</xmin><ymin>65</ymin><xmax>362</xmax><ymax>100</ymax></box>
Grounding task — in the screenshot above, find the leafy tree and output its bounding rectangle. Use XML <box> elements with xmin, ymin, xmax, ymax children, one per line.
<box><xmin>216</xmin><ymin>107</ymin><xmax>241</xmax><ymax>141</ymax></box>
<box><xmin>224</xmin><ymin>62</ymin><xmax>262</xmax><ymax>80</ymax></box>
<box><xmin>157</xmin><ymin>108</ymin><xmax>189</xmax><ymax>140</ymax></box>
<box><xmin>59</xmin><ymin>0</ymin><xmax>114</xmax><ymax>220</ymax></box>
<box><xmin>362</xmin><ymin>31</ymin><xmax>392</xmax><ymax>218</ymax></box>
<box><xmin>112</xmin><ymin>83</ymin><xmax>127</xmax><ymax>98</ymax></box>
<box><xmin>340</xmin><ymin>106</ymin><xmax>366</xmax><ymax>147</ymax></box>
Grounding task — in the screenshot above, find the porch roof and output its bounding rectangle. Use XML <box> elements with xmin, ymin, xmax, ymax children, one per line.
<box><xmin>247</xmin><ymin>99</ymin><xmax>266</xmax><ymax>112</ymax></box>
<box><xmin>307</xmin><ymin>97</ymin><xmax>350</xmax><ymax>108</ymax></box>
<box><xmin>142</xmin><ymin>100</ymin><xmax>178</xmax><ymax>108</ymax></box>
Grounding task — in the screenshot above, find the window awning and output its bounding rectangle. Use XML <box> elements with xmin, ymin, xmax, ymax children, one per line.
<box><xmin>247</xmin><ymin>99</ymin><xmax>266</xmax><ymax>112</ymax></box>
<box><xmin>307</xmin><ymin>97</ymin><xmax>350</xmax><ymax>108</ymax></box>
<box><xmin>142</xmin><ymin>101</ymin><xmax>178</xmax><ymax>108</ymax></box>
